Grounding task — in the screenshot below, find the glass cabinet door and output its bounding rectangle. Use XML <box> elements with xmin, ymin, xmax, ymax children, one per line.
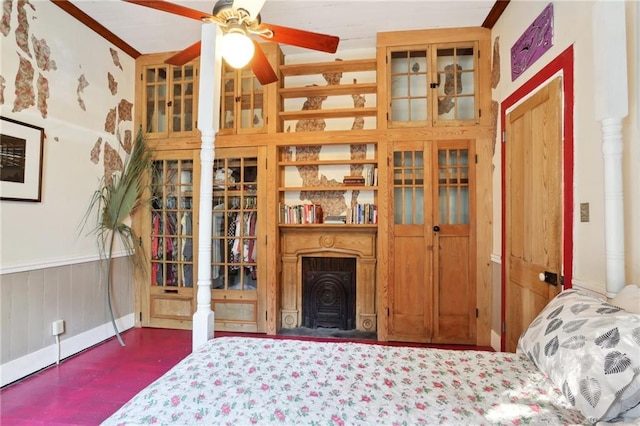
<box><xmin>144</xmin><ymin>65</ymin><xmax>168</xmax><ymax>134</ymax></box>
<box><xmin>393</xmin><ymin>148</ymin><xmax>425</xmax><ymax>225</ymax></box>
<box><xmin>219</xmin><ymin>62</ymin><xmax>266</xmax><ymax>134</ymax></box>
<box><xmin>150</xmin><ymin>159</ymin><xmax>195</xmax><ymax>289</ymax></box>
<box><xmin>211</xmin><ymin>148</ymin><xmax>264</xmax><ymax>332</ymax></box>
<box><xmin>171</xmin><ymin>64</ymin><xmax>196</xmax><ymax>133</ymax></box>
<box><xmin>389</xmin><ymin>48</ymin><xmax>430</xmax><ymax>126</ymax></box>
<box><xmin>436</xmin><ymin>144</ymin><xmax>470</xmax><ymax>225</ymax></box>
<box><xmin>433</xmin><ymin>43</ymin><xmax>478</xmax><ymax>124</ymax></box>
<box><xmin>387</xmin><ymin>42</ymin><xmax>478</xmax><ymax>127</ymax></box>
<box><xmin>141</xmin><ymin>61</ymin><xmax>198</xmax><ymax>137</ymax></box>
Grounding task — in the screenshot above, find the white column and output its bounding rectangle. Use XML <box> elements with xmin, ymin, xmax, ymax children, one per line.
<box><xmin>193</xmin><ymin>23</ymin><xmax>223</xmax><ymax>351</ymax></box>
<box><xmin>601</xmin><ymin>118</ymin><xmax>626</xmax><ymax>297</ymax></box>
<box><xmin>592</xmin><ymin>0</ymin><xmax>628</xmax><ymax>297</ymax></box>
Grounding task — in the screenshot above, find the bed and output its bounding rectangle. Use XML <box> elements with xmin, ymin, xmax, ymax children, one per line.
<box><xmin>102</xmin><ymin>290</ymin><xmax>640</xmax><ymax>425</ymax></box>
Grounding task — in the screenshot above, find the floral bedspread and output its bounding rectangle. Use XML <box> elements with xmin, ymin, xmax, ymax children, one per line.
<box><xmin>102</xmin><ymin>336</ymin><xmax>586</xmax><ymax>425</ymax></box>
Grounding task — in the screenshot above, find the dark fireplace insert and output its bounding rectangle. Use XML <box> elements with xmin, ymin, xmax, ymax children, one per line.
<box><xmin>302</xmin><ymin>257</ymin><xmax>356</xmax><ymax>330</ymax></box>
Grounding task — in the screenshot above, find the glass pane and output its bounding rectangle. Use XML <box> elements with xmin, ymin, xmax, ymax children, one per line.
<box><xmin>393</xmin><ymin>151</ymin><xmax>403</xmax><ymax>167</ymax></box>
<box><xmin>410</xmin><ymin>98</ymin><xmax>427</xmax><ymax>121</ymax></box>
<box><xmin>173</xmin><ymin>67</ymin><xmax>182</xmax><ymax>80</ymax></box>
<box><xmin>394</xmin><ymin>187</ymin><xmax>403</xmax><ymax>224</ymax></box>
<box><xmin>390</xmin><ymin>51</ymin><xmax>409</xmax><ymax>73</ymax></box>
<box><xmin>409</xmin><ymin>74</ymin><xmax>427</xmax><ymax>96</ymax></box>
<box><xmin>439</xmin><ymin>186</ymin><xmax>447</xmax><ymax>224</ymax></box>
<box><xmin>391</xmin><ymin>99</ymin><xmax>409</xmax><ymax>122</ymax></box>
<box><xmin>146</xmin><ymin>68</ymin><xmax>156</xmax><ymax>83</ymax></box>
<box><xmin>457</xmin><ymin>47</ymin><xmax>475</xmax><ymax>70</ymax></box>
<box><xmin>448</xmin><ymin>187</ymin><xmax>459</xmax><ymax>224</ymax></box>
<box><xmin>460</xmin><ymin>187</ymin><xmax>469</xmax><ymax>224</ymax></box>
<box><xmin>415</xmin><ymin>187</ymin><xmax>424</xmax><ymax>224</ymax></box>
<box><xmin>403</xmin><ymin>188</ymin><xmax>414</xmax><ymax>224</ymax></box>
<box><xmin>457</xmin><ymin>97</ymin><xmax>475</xmax><ymax>120</ymax></box>
<box><xmin>391</xmin><ymin>75</ymin><xmax>408</xmax><ymax>97</ymax></box>
<box><xmin>460</xmin><ymin>71</ymin><xmax>475</xmax><ymax>95</ymax></box>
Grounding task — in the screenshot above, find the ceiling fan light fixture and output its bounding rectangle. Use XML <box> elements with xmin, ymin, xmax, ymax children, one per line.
<box><xmin>222</xmin><ymin>27</ymin><xmax>254</xmax><ymax>69</ymax></box>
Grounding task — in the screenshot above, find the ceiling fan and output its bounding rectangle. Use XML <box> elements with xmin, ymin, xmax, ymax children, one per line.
<box><xmin>123</xmin><ymin>0</ymin><xmax>340</xmax><ymax>85</ymax></box>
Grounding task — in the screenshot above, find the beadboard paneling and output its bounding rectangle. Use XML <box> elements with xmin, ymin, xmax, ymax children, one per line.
<box><xmin>0</xmin><ymin>257</ymin><xmax>134</xmax><ymax>365</ymax></box>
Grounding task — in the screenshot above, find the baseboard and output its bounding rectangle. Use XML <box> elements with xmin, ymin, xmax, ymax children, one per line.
<box><xmin>0</xmin><ymin>313</ymin><xmax>135</xmax><ymax>388</ymax></box>
<box><xmin>491</xmin><ymin>329</ymin><xmax>501</xmax><ymax>352</ymax></box>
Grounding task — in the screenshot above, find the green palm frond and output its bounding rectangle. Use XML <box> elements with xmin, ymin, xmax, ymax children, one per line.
<box><xmin>80</xmin><ymin>130</ymin><xmax>154</xmax><ymax>346</ymax></box>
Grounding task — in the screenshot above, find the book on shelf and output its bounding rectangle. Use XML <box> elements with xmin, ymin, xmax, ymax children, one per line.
<box><xmin>345</xmin><ymin>203</ymin><xmax>378</xmax><ymax>225</ymax></box>
<box><xmin>343</xmin><ymin>175</ymin><xmax>366</xmax><ymax>186</ymax></box>
<box><xmin>279</xmin><ymin>203</ymin><xmax>323</xmax><ymax>224</ymax></box>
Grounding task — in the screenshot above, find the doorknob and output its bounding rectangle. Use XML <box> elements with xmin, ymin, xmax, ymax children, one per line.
<box><xmin>433</xmin><ymin>225</ymin><xmax>440</xmax><ymax>232</ymax></box>
<box><xmin>538</xmin><ymin>271</ymin><xmax>559</xmax><ymax>285</ymax></box>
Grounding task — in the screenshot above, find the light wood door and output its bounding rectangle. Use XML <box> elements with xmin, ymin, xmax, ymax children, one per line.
<box><xmin>387</xmin><ymin>140</ymin><xmax>475</xmax><ymax>343</ymax></box>
<box><xmin>211</xmin><ymin>146</ymin><xmax>267</xmax><ymax>332</ymax></box>
<box><xmin>388</xmin><ymin>141</ymin><xmax>433</xmax><ymax>342</ymax></box>
<box><xmin>432</xmin><ymin>140</ymin><xmax>476</xmax><ymax>344</ymax></box>
<box><xmin>504</xmin><ymin>77</ymin><xmax>563</xmax><ymax>352</ymax></box>
<box><xmin>140</xmin><ymin>150</ymin><xmax>200</xmax><ymax>330</ymax></box>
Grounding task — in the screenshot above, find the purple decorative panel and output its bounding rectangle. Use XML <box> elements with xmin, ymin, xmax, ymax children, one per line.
<box><xmin>511</xmin><ymin>3</ymin><xmax>554</xmax><ymax>81</ymax></box>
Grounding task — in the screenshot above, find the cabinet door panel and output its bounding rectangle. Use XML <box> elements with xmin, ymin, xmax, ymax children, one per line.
<box><xmin>211</xmin><ymin>147</ymin><xmax>266</xmax><ymax>332</ymax></box>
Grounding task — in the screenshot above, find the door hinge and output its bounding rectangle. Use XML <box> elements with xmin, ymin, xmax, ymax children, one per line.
<box><xmin>265</xmin><ymin>235</ymin><xmax>267</xmax><ymax>245</ymax></box>
<box><xmin>502</xmin><ymin>130</ymin><xmax>506</xmax><ymax>143</ymax></box>
<box><xmin>386</xmin><ymin>112</ymin><xmax>389</xmax><ymax>121</ymax></box>
<box><xmin>139</xmin><ymin>312</ymin><xmax>142</xmax><ymax>322</ymax></box>
<box><xmin>478</xmin><ymin>50</ymin><xmax>480</xmax><ymax>59</ymax></box>
<box><xmin>478</xmin><ymin>108</ymin><xmax>482</xmax><ymax>118</ymax></box>
<box><xmin>502</xmin><ymin>322</ymin><xmax>506</xmax><ymax>333</ymax></box>
<box><xmin>265</xmin><ymin>116</ymin><xmax>268</xmax><ymax>125</ymax></box>
<box><xmin>475</xmin><ymin>154</ymin><xmax>478</xmax><ymax>164</ymax></box>
<box><xmin>266</xmin><ymin>311</ymin><xmax>268</xmax><ymax>320</ymax></box>
<box><xmin>475</xmin><ymin>308</ymin><xmax>479</xmax><ymax>318</ymax></box>
<box><xmin>387</xmin><ymin>308</ymin><xmax>390</xmax><ymax>317</ymax></box>
<box><xmin>140</xmin><ymin>73</ymin><xmax>143</xmax><ymax>81</ymax></box>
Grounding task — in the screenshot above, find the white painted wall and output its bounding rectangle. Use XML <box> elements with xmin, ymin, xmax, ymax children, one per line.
<box><xmin>491</xmin><ymin>0</ymin><xmax>639</xmax><ymax>296</ymax></box>
<box><xmin>0</xmin><ymin>1</ymin><xmax>136</xmax><ymax>272</ymax></box>
<box><xmin>0</xmin><ymin>1</ymin><xmax>137</xmax><ymax>385</ymax></box>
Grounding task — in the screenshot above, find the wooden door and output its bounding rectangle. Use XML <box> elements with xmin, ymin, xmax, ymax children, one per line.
<box><xmin>211</xmin><ymin>146</ymin><xmax>267</xmax><ymax>332</ymax></box>
<box><xmin>432</xmin><ymin>140</ymin><xmax>476</xmax><ymax>344</ymax></box>
<box><xmin>387</xmin><ymin>141</ymin><xmax>434</xmax><ymax>342</ymax></box>
<box><xmin>139</xmin><ymin>149</ymin><xmax>200</xmax><ymax>330</ymax></box>
<box><xmin>504</xmin><ymin>77</ymin><xmax>563</xmax><ymax>352</ymax></box>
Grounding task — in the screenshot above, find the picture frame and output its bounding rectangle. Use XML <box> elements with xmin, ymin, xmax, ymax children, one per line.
<box><xmin>0</xmin><ymin>116</ymin><xmax>45</xmax><ymax>202</ymax></box>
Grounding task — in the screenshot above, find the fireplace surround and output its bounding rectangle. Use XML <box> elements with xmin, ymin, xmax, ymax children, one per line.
<box><xmin>279</xmin><ymin>227</ymin><xmax>377</xmax><ymax>333</ymax></box>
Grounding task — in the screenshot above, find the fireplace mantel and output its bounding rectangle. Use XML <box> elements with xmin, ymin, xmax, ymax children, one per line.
<box><xmin>279</xmin><ymin>227</ymin><xmax>377</xmax><ymax>333</ymax></box>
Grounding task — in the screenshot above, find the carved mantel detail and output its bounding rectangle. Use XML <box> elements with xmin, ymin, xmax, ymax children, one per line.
<box><xmin>279</xmin><ymin>227</ymin><xmax>377</xmax><ymax>333</ymax></box>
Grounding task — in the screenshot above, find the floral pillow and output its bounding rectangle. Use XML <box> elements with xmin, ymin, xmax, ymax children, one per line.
<box><xmin>517</xmin><ymin>289</ymin><xmax>640</xmax><ymax>423</ymax></box>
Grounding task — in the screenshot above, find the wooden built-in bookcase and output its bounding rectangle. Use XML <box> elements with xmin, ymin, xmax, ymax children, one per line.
<box><xmin>134</xmin><ymin>27</ymin><xmax>494</xmax><ymax>345</ymax></box>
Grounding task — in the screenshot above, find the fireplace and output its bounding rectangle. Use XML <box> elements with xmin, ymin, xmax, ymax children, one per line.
<box><xmin>302</xmin><ymin>257</ymin><xmax>356</xmax><ymax>330</ymax></box>
<box><xmin>279</xmin><ymin>227</ymin><xmax>377</xmax><ymax>333</ymax></box>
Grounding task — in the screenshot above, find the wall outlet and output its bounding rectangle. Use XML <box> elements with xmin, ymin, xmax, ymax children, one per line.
<box><xmin>51</xmin><ymin>319</ymin><xmax>65</xmax><ymax>336</ymax></box>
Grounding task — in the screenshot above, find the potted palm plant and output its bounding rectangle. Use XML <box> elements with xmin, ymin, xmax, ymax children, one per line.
<box><xmin>82</xmin><ymin>130</ymin><xmax>153</xmax><ymax>346</ymax></box>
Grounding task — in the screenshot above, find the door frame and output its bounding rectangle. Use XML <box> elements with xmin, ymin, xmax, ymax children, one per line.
<box><xmin>500</xmin><ymin>45</ymin><xmax>575</xmax><ymax>351</ymax></box>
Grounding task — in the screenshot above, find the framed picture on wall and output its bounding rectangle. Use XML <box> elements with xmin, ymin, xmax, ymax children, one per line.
<box><xmin>0</xmin><ymin>116</ymin><xmax>45</xmax><ymax>202</ymax></box>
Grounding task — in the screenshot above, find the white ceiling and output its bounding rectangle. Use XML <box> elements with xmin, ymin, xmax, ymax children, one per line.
<box><xmin>68</xmin><ymin>0</ymin><xmax>497</xmax><ymax>56</ymax></box>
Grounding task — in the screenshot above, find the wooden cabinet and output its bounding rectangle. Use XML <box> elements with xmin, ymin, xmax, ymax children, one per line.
<box><xmin>211</xmin><ymin>146</ymin><xmax>267</xmax><ymax>332</ymax></box>
<box><xmin>386</xmin><ymin>139</ymin><xmax>476</xmax><ymax>344</ymax></box>
<box><xmin>377</xmin><ymin>28</ymin><xmax>491</xmax><ymax>129</ymax></box>
<box><xmin>276</xmin><ymin>143</ymin><xmax>378</xmax><ymax>225</ymax></box>
<box><xmin>219</xmin><ymin>43</ymin><xmax>283</xmax><ymax>135</ymax></box>
<box><xmin>135</xmin><ymin>53</ymin><xmax>199</xmax><ymax>141</ymax></box>
<box><xmin>140</xmin><ymin>150</ymin><xmax>200</xmax><ymax>329</ymax></box>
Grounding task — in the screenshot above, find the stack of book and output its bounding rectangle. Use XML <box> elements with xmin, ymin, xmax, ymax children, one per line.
<box><xmin>343</xmin><ymin>175</ymin><xmax>365</xmax><ymax>186</ymax></box>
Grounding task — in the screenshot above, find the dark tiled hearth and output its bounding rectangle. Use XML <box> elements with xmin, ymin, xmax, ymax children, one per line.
<box><xmin>278</xmin><ymin>326</ymin><xmax>376</xmax><ymax>340</ymax></box>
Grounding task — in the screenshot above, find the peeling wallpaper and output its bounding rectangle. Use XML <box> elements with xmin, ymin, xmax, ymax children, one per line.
<box><xmin>0</xmin><ymin>0</ymin><xmax>136</xmax><ymax>270</ymax></box>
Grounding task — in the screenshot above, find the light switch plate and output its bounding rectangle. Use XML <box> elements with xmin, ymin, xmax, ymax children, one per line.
<box><xmin>580</xmin><ymin>203</ymin><xmax>590</xmax><ymax>222</ymax></box>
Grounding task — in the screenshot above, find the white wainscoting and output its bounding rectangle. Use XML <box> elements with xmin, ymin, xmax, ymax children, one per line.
<box><xmin>0</xmin><ymin>314</ymin><xmax>135</xmax><ymax>387</ymax></box>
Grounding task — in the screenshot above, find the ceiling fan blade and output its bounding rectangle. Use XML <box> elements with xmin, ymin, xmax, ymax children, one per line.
<box><xmin>123</xmin><ymin>0</ymin><xmax>218</xmax><ymax>22</ymax></box>
<box><xmin>259</xmin><ymin>24</ymin><xmax>339</xmax><ymax>54</ymax></box>
<box><xmin>250</xmin><ymin>40</ymin><xmax>278</xmax><ymax>85</ymax></box>
<box><xmin>165</xmin><ymin>41</ymin><xmax>201</xmax><ymax>66</ymax></box>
